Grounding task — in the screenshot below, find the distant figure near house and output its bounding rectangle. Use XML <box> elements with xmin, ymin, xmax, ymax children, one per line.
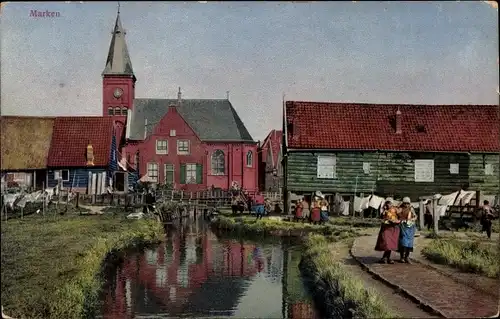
<box><xmin>254</xmin><ymin>193</ymin><xmax>266</xmax><ymax>220</ymax></box>
<box><xmin>423</xmin><ymin>199</ymin><xmax>433</xmax><ymax>231</ymax></box>
<box><xmin>480</xmin><ymin>200</ymin><xmax>496</xmax><ymax>239</ymax></box>
<box><xmin>375</xmin><ymin>199</ymin><xmax>401</xmax><ymax>264</ymax></box>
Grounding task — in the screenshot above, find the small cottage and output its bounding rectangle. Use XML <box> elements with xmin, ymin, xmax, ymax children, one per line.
<box><xmin>258</xmin><ymin>129</ymin><xmax>283</xmax><ymax>192</ymax></box>
<box><xmin>0</xmin><ymin>116</ymin><xmax>55</xmax><ymax>190</ymax></box>
<box><xmin>282</xmin><ymin>101</ymin><xmax>499</xmax><ymax>211</ymax></box>
<box><xmin>46</xmin><ymin>116</ymin><xmax>121</xmax><ymax>193</ymax></box>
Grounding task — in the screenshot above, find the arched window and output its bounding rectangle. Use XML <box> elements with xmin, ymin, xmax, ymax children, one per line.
<box><xmin>211</xmin><ymin>150</ymin><xmax>225</xmax><ymax>175</ymax></box>
<box><xmin>121</xmin><ymin>107</ymin><xmax>128</xmax><ymax>116</ymax></box>
<box><xmin>108</xmin><ymin>107</ymin><xmax>114</xmax><ymax>115</ymax></box>
<box><xmin>114</xmin><ymin>107</ymin><xmax>120</xmax><ymax>115</ymax></box>
<box><xmin>246</xmin><ymin>150</ymin><xmax>253</xmax><ymax>167</ymax></box>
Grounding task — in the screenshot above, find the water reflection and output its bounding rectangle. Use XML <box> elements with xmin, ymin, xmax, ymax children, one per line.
<box><xmin>99</xmin><ymin>218</ymin><xmax>319</xmax><ymax>319</ymax></box>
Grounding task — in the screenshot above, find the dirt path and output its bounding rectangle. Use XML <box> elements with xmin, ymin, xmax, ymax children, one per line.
<box><xmin>351</xmin><ymin>234</ymin><xmax>499</xmax><ymax>318</ymax></box>
<box><xmin>330</xmin><ymin>241</ymin><xmax>438</xmax><ymax>318</ymax></box>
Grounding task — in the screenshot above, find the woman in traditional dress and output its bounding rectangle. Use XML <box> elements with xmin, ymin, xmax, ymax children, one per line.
<box><xmin>294</xmin><ymin>198</ymin><xmax>304</xmax><ymax>221</ymax></box>
<box><xmin>319</xmin><ymin>196</ymin><xmax>329</xmax><ymax>224</ymax></box>
<box><xmin>311</xmin><ymin>192</ymin><xmax>322</xmax><ymax>225</ymax></box>
<box><xmin>398</xmin><ymin>197</ymin><xmax>417</xmax><ymax>263</ymax></box>
<box><xmin>375</xmin><ymin>199</ymin><xmax>400</xmax><ymax>264</ymax></box>
<box><xmin>302</xmin><ymin>198</ymin><xmax>310</xmax><ymax>222</ymax></box>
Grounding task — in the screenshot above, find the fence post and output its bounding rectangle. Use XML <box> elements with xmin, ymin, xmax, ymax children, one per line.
<box><xmin>432</xmin><ymin>197</ymin><xmax>439</xmax><ymax>234</ymax></box>
<box><xmin>419</xmin><ymin>199</ymin><xmax>425</xmax><ymax>230</ymax></box>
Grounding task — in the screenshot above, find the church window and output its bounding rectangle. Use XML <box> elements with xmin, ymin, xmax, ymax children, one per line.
<box><xmin>211</xmin><ymin>150</ymin><xmax>225</xmax><ymax>175</ymax></box>
<box><xmin>121</xmin><ymin>107</ymin><xmax>128</xmax><ymax>116</ymax></box>
<box><xmin>114</xmin><ymin>106</ymin><xmax>120</xmax><ymax>115</ymax></box>
<box><xmin>246</xmin><ymin>151</ymin><xmax>253</xmax><ymax>167</ymax></box>
<box><xmin>108</xmin><ymin>107</ymin><xmax>114</xmax><ymax>115</ymax></box>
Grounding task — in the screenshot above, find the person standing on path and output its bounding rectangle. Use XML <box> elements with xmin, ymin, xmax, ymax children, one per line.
<box><xmin>423</xmin><ymin>199</ymin><xmax>433</xmax><ymax>231</ymax></box>
<box><xmin>254</xmin><ymin>193</ymin><xmax>266</xmax><ymax>220</ymax></box>
<box><xmin>398</xmin><ymin>197</ymin><xmax>417</xmax><ymax>263</ymax></box>
<box><xmin>480</xmin><ymin>200</ymin><xmax>496</xmax><ymax>239</ymax></box>
<box><xmin>375</xmin><ymin>199</ymin><xmax>401</xmax><ymax>264</ymax></box>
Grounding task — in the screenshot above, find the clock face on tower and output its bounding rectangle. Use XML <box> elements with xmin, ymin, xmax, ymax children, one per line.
<box><xmin>113</xmin><ymin>87</ymin><xmax>123</xmax><ymax>99</ymax></box>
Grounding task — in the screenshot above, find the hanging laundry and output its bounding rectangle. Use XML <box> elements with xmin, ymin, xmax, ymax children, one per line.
<box><xmin>435</xmin><ymin>205</ymin><xmax>448</xmax><ymax>216</ymax></box>
<box><xmin>438</xmin><ymin>191</ymin><xmax>459</xmax><ymax>206</ymax></box>
<box><xmin>340</xmin><ymin>200</ymin><xmax>350</xmax><ymax>216</ymax></box>
<box><xmin>354</xmin><ymin>196</ymin><xmax>367</xmax><ymax>212</ymax></box>
<box><xmin>368</xmin><ymin>195</ymin><xmax>384</xmax><ymax>210</ymax></box>
<box><xmin>460</xmin><ymin>191</ymin><xmax>476</xmax><ymax>205</ymax></box>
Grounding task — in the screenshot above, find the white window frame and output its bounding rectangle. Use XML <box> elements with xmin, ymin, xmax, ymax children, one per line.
<box><xmin>362</xmin><ymin>162</ymin><xmax>371</xmax><ymax>175</ymax></box>
<box><xmin>54</xmin><ymin>169</ymin><xmax>70</xmax><ymax>182</ymax></box>
<box><xmin>414</xmin><ymin>159</ymin><xmax>434</xmax><ymax>182</ymax></box>
<box><xmin>485</xmin><ymin>163</ymin><xmax>494</xmax><ymax>176</ymax></box>
<box><xmin>147</xmin><ymin>162</ymin><xmax>159</xmax><ymax>182</ymax></box>
<box><xmin>317</xmin><ymin>155</ymin><xmax>337</xmax><ymax>179</ymax></box>
<box><xmin>170</xmin><ymin>129</ymin><xmax>176</xmax><ymax>137</ymax></box>
<box><xmin>449</xmin><ymin>163</ymin><xmax>459</xmax><ymax>175</ymax></box>
<box><xmin>246</xmin><ymin>150</ymin><xmax>253</xmax><ymax>167</ymax></box>
<box><xmin>211</xmin><ymin>150</ymin><xmax>225</xmax><ymax>175</ymax></box>
<box><xmin>164</xmin><ymin>163</ymin><xmax>175</xmax><ymax>184</ymax></box>
<box><xmin>177</xmin><ymin>140</ymin><xmax>190</xmax><ymax>155</ymax></box>
<box><xmin>186</xmin><ymin>163</ymin><xmax>197</xmax><ymax>184</ymax></box>
<box><xmin>156</xmin><ymin>140</ymin><xmax>168</xmax><ymax>155</ymax></box>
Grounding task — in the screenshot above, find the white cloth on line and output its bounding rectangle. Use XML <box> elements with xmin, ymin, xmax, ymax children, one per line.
<box><xmin>369</xmin><ymin>195</ymin><xmax>384</xmax><ymax>210</ymax></box>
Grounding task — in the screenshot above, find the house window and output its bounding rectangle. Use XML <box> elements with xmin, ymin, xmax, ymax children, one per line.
<box><xmin>485</xmin><ymin>164</ymin><xmax>494</xmax><ymax>175</ymax></box>
<box><xmin>211</xmin><ymin>150</ymin><xmax>225</xmax><ymax>175</ymax></box>
<box><xmin>246</xmin><ymin>151</ymin><xmax>253</xmax><ymax>167</ymax></box>
<box><xmin>186</xmin><ymin>164</ymin><xmax>197</xmax><ymax>184</ymax></box>
<box><xmin>177</xmin><ymin>140</ymin><xmax>190</xmax><ymax>155</ymax></box>
<box><xmin>164</xmin><ymin>163</ymin><xmax>174</xmax><ymax>185</ymax></box>
<box><xmin>147</xmin><ymin>163</ymin><xmax>159</xmax><ymax>182</ymax></box>
<box><xmin>363</xmin><ymin>162</ymin><xmax>371</xmax><ymax>174</ymax></box>
<box><xmin>121</xmin><ymin>107</ymin><xmax>128</xmax><ymax>116</ymax></box>
<box><xmin>108</xmin><ymin>107</ymin><xmax>114</xmax><ymax>115</ymax></box>
<box><xmin>180</xmin><ymin>163</ymin><xmax>203</xmax><ymax>184</ymax></box>
<box><xmin>414</xmin><ymin>159</ymin><xmax>434</xmax><ymax>182</ymax></box>
<box><xmin>54</xmin><ymin>169</ymin><xmax>70</xmax><ymax>182</ymax></box>
<box><xmin>449</xmin><ymin>163</ymin><xmax>459</xmax><ymax>175</ymax></box>
<box><xmin>156</xmin><ymin>140</ymin><xmax>168</xmax><ymax>155</ymax></box>
<box><xmin>317</xmin><ymin>155</ymin><xmax>336</xmax><ymax>179</ymax></box>
<box><xmin>170</xmin><ymin>129</ymin><xmax>176</xmax><ymax>137</ymax></box>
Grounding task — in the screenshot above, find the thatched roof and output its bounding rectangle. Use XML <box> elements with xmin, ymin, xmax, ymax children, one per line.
<box><xmin>1</xmin><ymin>116</ymin><xmax>55</xmax><ymax>170</ymax></box>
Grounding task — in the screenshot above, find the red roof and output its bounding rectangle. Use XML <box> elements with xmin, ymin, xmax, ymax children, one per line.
<box><xmin>285</xmin><ymin>101</ymin><xmax>499</xmax><ymax>153</ymax></box>
<box><xmin>48</xmin><ymin>117</ymin><xmax>115</xmax><ymax>167</ymax></box>
<box><xmin>261</xmin><ymin>129</ymin><xmax>282</xmax><ymax>167</ymax></box>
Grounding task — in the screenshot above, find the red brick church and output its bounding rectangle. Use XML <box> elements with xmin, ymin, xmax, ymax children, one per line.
<box><xmin>103</xmin><ymin>10</ymin><xmax>258</xmax><ymax>191</ymax></box>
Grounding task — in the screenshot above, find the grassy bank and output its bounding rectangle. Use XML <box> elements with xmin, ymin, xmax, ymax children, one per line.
<box><xmin>1</xmin><ymin>214</ymin><xmax>164</xmax><ymax>319</ymax></box>
<box><xmin>421</xmin><ymin>238</ymin><xmax>499</xmax><ymax>278</ymax></box>
<box><xmin>212</xmin><ymin>215</ymin><xmax>364</xmax><ymax>239</ymax></box>
<box><xmin>300</xmin><ymin>234</ymin><xmax>396</xmax><ymax>318</ymax></box>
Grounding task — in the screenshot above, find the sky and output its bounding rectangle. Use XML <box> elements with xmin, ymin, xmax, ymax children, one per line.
<box><xmin>1</xmin><ymin>1</ymin><xmax>498</xmax><ymax>141</ymax></box>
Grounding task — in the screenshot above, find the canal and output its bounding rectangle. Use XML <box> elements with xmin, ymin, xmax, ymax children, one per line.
<box><xmin>98</xmin><ymin>217</ymin><xmax>320</xmax><ymax>318</ymax></box>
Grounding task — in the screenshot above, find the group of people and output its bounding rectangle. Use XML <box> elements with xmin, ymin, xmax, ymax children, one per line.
<box><xmin>231</xmin><ymin>193</ymin><xmax>272</xmax><ymax>220</ymax></box>
<box><xmin>375</xmin><ymin>197</ymin><xmax>417</xmax><ymax>264</ymax></box>
<box><xmin>294</xmin><ymin>191</ymin><xmax>330</xmax><ymax>224</ymax></box>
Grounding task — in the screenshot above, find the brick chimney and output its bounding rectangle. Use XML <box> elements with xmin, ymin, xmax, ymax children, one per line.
<box><xmin>177</xmin><ymin>87</ymin><xmax>182</xmax><ymax>106</ymax></box>
<box><xmin>395</xmin><ymin>107</ymin><xmax>402</xmax><ymax>134</ymax></box>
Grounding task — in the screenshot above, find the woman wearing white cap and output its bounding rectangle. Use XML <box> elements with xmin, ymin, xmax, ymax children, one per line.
<box><xmin>398</xmin><ymin>197</ymin><xmax>417</xmax><ymax>263</ymax></box>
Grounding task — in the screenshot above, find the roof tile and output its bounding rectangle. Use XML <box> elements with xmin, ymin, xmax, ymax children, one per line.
<box><xmin>48</xmin><ymin>117</ymin><xmax>115</xmax><ymax>167</ymax></box>
<box><xmin>285</xmin><ymin>101</ymin><xmax>499</xmax><ymax>152</ymax></box>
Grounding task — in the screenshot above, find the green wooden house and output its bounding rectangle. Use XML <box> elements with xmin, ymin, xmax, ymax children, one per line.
<box><xmin>282</xmin><ymin>101</ymin><xmax>499</xmax><ymax>210</ymax></box>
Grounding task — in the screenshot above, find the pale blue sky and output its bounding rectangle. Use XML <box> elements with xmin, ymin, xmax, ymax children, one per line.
<box><xmin>1</xmin><ymin>1</ymin><xmax>498</xmax><ymax>141</ymax></box>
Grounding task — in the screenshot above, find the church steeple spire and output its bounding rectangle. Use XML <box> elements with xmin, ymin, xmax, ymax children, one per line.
<box><xmin>102</xmin><ymin>4</ymin><xmax>135</xmax><ymax>80</ymax></box>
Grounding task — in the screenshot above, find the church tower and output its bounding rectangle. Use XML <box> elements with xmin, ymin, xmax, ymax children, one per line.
<box><xmin>102</xmin><ymin>6</ymin><xmax>136</xmax><ymax>117</ymax></box>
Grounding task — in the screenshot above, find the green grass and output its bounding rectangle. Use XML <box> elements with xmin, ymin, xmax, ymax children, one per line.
<box><xmin>212</xmin><ymin>215</ymin><xmax>365</xmax><ymax>238</ymax></box>
<box><xmin>1</xmin><ymin>214</ymin><xmax>164</xmax><ymax>319</ymax></box>
<box><xmin>421</xmin><ymin>238</ymin><xmax>499</xmax><ymax>278</ymax></box>
<box><xmin>300</xmin><ymin>234</ymin><xmax>396</xmax><ymax>318</ymax></box>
